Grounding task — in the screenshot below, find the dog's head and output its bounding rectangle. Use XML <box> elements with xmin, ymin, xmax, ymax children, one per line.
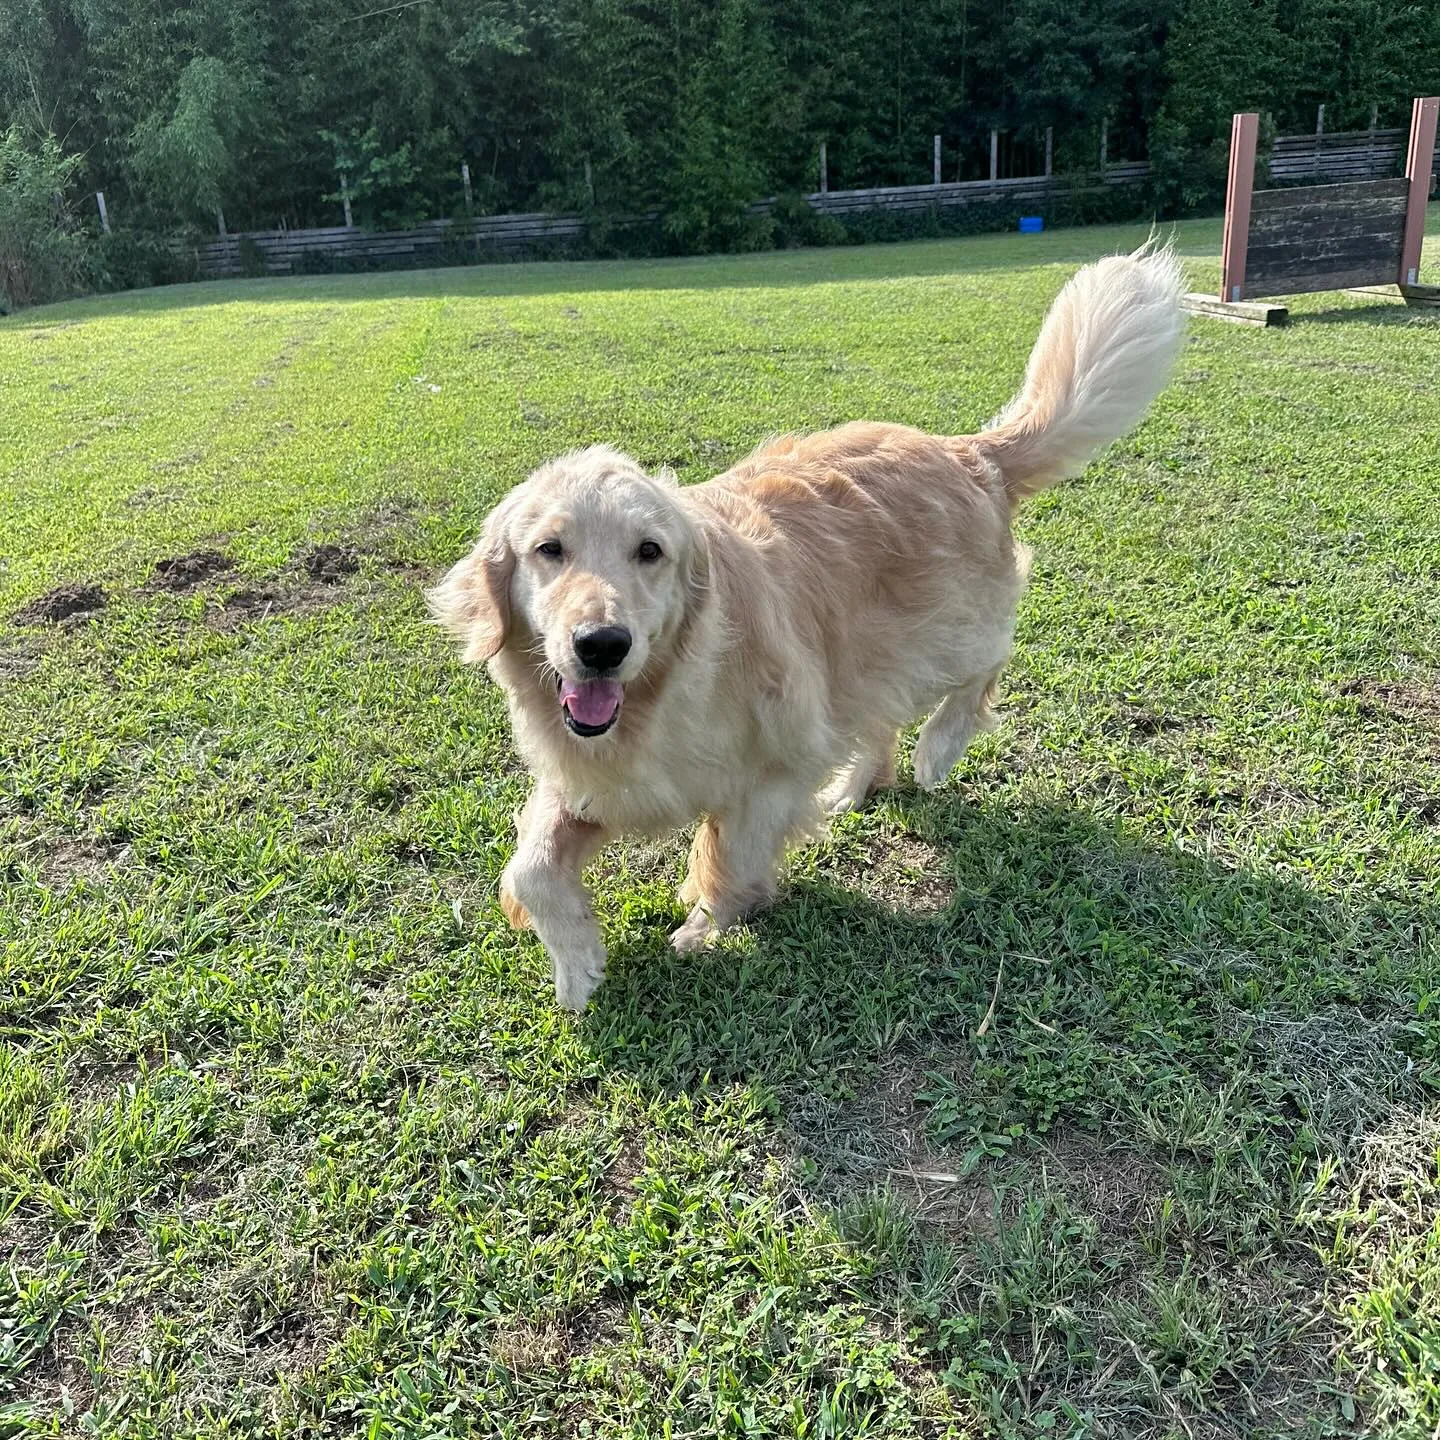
<box><xmin>428</xmin><ymin>446</ymin><xmax>709</xmax><ymax>738</ymax></box>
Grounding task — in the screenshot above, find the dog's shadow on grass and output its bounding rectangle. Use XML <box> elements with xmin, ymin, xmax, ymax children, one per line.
<box><xmin>583</xmin><ymin>794</ymin><xmax>1434</xmax><ymax>1431</ymax></box>
<box><xmin>588</xmin><ymin>794</ymin><xmax>1429</xmax><ymax>1141</ymax></box>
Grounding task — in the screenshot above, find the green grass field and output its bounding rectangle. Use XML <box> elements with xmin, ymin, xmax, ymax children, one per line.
<box><xmin>3</xmin><ymin>215</ymin><xmax>1440</xmax><ymax>1438</ymax></box>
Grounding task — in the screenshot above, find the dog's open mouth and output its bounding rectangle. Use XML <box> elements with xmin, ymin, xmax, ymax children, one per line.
<box><xmin>558</xmin><ymin>676</ymin><xmax>623</xmax><ymax>737</ymax></box>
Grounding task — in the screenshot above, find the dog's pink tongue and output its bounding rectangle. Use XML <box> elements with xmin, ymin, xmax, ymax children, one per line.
<box><xmin>560</xmin><ymin>677</ymin><xmax>623</xmax><ymax>727</ymax></box>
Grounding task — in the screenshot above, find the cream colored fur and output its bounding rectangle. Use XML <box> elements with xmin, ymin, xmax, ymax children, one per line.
<box><xmin>428</xmin><ymin>244</ymin><xmax>1185</xmax><ymax>1008</ymax></box>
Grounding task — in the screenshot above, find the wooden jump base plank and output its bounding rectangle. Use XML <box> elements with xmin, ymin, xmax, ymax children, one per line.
<box><xmin>1180</xmin><ymin>292</ymin><xmax>1288</xmax><ymax>326</ymax></box>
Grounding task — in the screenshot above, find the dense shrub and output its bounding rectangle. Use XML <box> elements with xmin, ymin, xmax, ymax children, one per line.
<box><xmin>0</xmin><ymin>128</ymin><xmax>91</xmax><ymax>311</ymax></box>
<box><xmin>237</xmin><ymin>235</ymin><xmax>267</xmax><ymax>277</ymax></box>
<box><xmin>770</xmin><ymin>193</ymin><xmax>849</xmax><ymax>249</ymax></box>
<box><xmin>92</xmin><ymin>229</ymin><xmax>199</xmax><ymax>291</ymax></box>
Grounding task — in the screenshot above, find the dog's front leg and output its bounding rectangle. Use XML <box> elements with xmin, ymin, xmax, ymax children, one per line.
<box><xmin>500</xmin><ymin>784</ymin><xmax>610</xmax><ymax>1010</ymax></box>
<box><xmin>672</xmin><ymin>781</ymin><xmax>809</xmax><ymax>952</ymax></box>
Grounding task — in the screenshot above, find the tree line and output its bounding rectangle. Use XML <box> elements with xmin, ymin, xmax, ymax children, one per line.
<box><xmin>2</xmin><ymin>0</ymin><xmax>1439</xmax><ymax>253</ymax></box>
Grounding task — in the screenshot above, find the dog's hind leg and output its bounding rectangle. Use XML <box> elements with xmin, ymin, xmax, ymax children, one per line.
<box><xmin>501</xmin><ymin>783</ymin><xmax>611</xmax><ymax>1010</ymax></box>
<box><xmin>819</xmin><ymin>728</ymin><xmax>899</xmax><ymax>816</ymax></box>
<box><xmin>673</xmin><ymin>780</ymin><xmax>813</xmax><ymax>952</ymax></box>
<box><xmin>912</xmin><ymin>671</ymin><xmax>1002</xmax><ymax>791</ymax></box>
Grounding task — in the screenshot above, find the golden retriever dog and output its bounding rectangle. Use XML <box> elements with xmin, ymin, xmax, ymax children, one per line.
<box><xmin>429</xmin><ymin>245</ymin><xmax>1184</xmax><ymax>1008</ymax></box>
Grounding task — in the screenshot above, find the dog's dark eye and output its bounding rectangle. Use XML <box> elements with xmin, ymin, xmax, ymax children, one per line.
<box><xmin>637</xmin><ymin>540</ymin><xmax>663</xmax><ymax>563</ymax></box>
<box><xmin>536</xmin><ymin>540</ymin><xmax>563</xmax><ymax>560</ymax></box>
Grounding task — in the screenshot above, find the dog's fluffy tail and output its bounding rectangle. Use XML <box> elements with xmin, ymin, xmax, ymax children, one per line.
<box><xmin>980</xmin><ymin>241</ymin><xmax>1185</xmax><ymax>503</ymax></box>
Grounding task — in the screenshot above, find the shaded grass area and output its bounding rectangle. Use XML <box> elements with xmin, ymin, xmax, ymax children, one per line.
<box><xmin>3</xmin><ymin>214</ymin><xmax>1439</xmax><ymax>1437</ymax></box>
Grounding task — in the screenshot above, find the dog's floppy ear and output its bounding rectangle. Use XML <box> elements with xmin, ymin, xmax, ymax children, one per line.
<box><xmin>675</xmin><ymin>514</ymin><xmax>713</xmax><ymax>652</ymax></box>
<box><xmin>427</xmin><ymin>501</ymin><xmax>516</xmax><ymax>663</ymax></box>
<box><xmin>685</xmin><ymin>524</ymin><xmax>711</xmax><ymax>610</ymax></box>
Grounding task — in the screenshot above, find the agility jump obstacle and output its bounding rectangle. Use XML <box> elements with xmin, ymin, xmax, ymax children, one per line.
<box><xmin>1182</xmin><ymin>97</ymin><xmax>1439</xmax><ymax>326</ymax></box>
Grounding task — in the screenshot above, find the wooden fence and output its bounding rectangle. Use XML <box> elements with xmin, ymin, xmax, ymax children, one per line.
<box><xmin>194</xmin><ymin>211</ymin><xmax>589</xmax><ymax>279</ymax></box>
<box><xmin>190</xmin><ymin>165</ymin><xmax>1150</xmax><ymax>278</ymax></box>
<box><xmin>188</xmin><ymin>126</ymin><xmax>1435</xmax><ymax>280</ymax></box>
<box><xmin>1269</xmin><ymin>127</ymin><xmax>1412</xmax><ymax>183</ymax></box>
<box><xmin>798</xmin><ymin>163</ymin><xmax>1149</xmax><ymax>218</ymax></box>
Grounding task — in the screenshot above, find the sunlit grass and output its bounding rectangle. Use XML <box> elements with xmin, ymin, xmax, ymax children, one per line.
<box><xmin>3</xmin><ymin>213</ymin><xmax>1438</xmax><ymax>1436</ymax></box>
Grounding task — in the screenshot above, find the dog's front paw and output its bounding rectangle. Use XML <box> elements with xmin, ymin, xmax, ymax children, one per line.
<box><xmin>911</xmin><ymin>738</ymin><xmax>954</xmax><ymax>791</ymax></box>
<box><xmin>819</xmin><ymin>777</ymin><xmax>867</xmax><ymax>816</ymax></box>
<box><xmin>670</xmin><ymin>904</ymin><xmax>717</xmax><ymax>954</ymax></box>
<box><xmin>552</xmin><ymin>940</ymin><xmax>607</xmax><ymax>1011</ymax></box>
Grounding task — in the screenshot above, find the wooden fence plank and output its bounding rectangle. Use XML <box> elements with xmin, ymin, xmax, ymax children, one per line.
<box><xmin>1180</xmin><ymin>292</ymin><xmax>1288</xmax><ymax>326</ymax></box>
<box><xmin>1249</xmin><ymin>194</ymin><xmax>1409</xmax><ymax>226</ymax></box>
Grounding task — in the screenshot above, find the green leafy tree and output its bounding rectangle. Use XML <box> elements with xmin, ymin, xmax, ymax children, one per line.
<box><xmin>659</xmin><ymin>0</ymin><xmax>780</xmax><ymax>250</ymax></box>
<box><xmin>2</xmin><ymin>0</ymin><xmax>1439</xmax><ymax>254</ymax></box>
<box><xmin>128</xmin><ymin>55</ymin><xmax>246</xmax><ymax>225</ymax></box>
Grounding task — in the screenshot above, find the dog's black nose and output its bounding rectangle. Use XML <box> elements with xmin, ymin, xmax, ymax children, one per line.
<box><xmin>572</xmin><ymin>623</ymin><xmax>632</xmax><ymax>672</ymax></box>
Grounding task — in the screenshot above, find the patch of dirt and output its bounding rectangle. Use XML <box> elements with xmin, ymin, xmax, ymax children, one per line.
<box><xmin>206</xmin><ymin>582</ymin><xmax>346</xmax><ymax>632</ymax></box>
<box><xmin>152</xmin><ymin>448</ymin><xmax>204</xmax><ymax>474</ymax></box>
<box><xmin>151</xmin><ymin>550</ymin><xmax>232</xmax><ymax>590</ymax></box>
<box><xmin>12</xmin><ymin>583</ymin><xmax>107</xmax><ymax>626</ymax></box>
<box><xmin>820</xmin><ymin>832</ymin><xmax>956</xmax><ymax>915</ymax></box>
<box><xmin>35</xmin><ymin>835</ymin><xmax>129</xmax><ymax>889</ymax></box>
<box><xmin>599</xmin><ymin>1131</ymin><xmax>647</xmax><ymax>1216</ymax></box>
<box><xmin>61</xmin><ymin>1053</ymin><xmax>149</xmax><ymax>1108</ymax></box>
<box><xmin>16</xmin><ymin>1335</ymin><xmax>96</xmax><ymax>1434</ymax></box>
<box><xmin>220</xmin><ymin>588</ymin><xmax>281</xmax><ymax>617</ymax></box>
<box><xmin>0</xmin><ymin>646</ymin><xmax>40</xmax><ymax>682</ymax></box>
<box><xmin>565</xmin><ymin>1299</ymin><xmax>630</xmax><ymax>1357</ymax></box>
<box><xmin>125</xmin><ymin>486</ymin><xmax>181</xmax><ymax>509</ymax></box>
<box><xmin>1034</xmin><ymin>1129</ymin><xmax>1170</xmax><ymax>1241</ymax></box>
<box><xmin>300</xmin><ymin>544</ymin><xmax>360</xmax><ymax>584</ymax></box>
<box><xmin>252</xmin><ymin>1320</ymin><xmax>331</xmax><ymax>1385</ymax></box>
<box><xmin>360</xmin><ymin>495</ymin><xmax>422</xmax><ymax>530</ymax></box>
<box><xmin>491</xmin><ymin>1320</ymin><xmax>570</xmax><ymax>1374</ymax></box>
<box><xmin>790</xmin><ymin>1062</ymin><xmax>999</xmax><ymax>1236</ymax></box>
<box><xmin>1104</xmin><ymin>701</ymin><xmax>1191</xmax><ymax>739</ymax></box>
<box><xmin>791</xmin><ymin>1063</ymin><xmax>920</xmax><ymax>1185</ymax></box>
<box><xmin>1346</xmin><ymin>677</ymin><xmax>1440</xmax><ymax>739</ymax></box>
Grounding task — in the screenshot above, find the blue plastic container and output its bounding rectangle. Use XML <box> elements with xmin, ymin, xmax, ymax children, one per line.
<box><xmin>1018</xmin><ymin>215</ymin><xmax>1044</xmax><ymax>234</ymax></box>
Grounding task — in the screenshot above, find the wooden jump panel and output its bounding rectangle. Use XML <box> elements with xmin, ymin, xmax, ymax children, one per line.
<box><xmin>1244</xmin><ymin>176</ymin><xmax>1408</xmax><ymax>292</ymax></box>
<box><xmin>1217</xmin><ymin>108</ymin><xmax>1436</xmax><ymax>302</ymax></box>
